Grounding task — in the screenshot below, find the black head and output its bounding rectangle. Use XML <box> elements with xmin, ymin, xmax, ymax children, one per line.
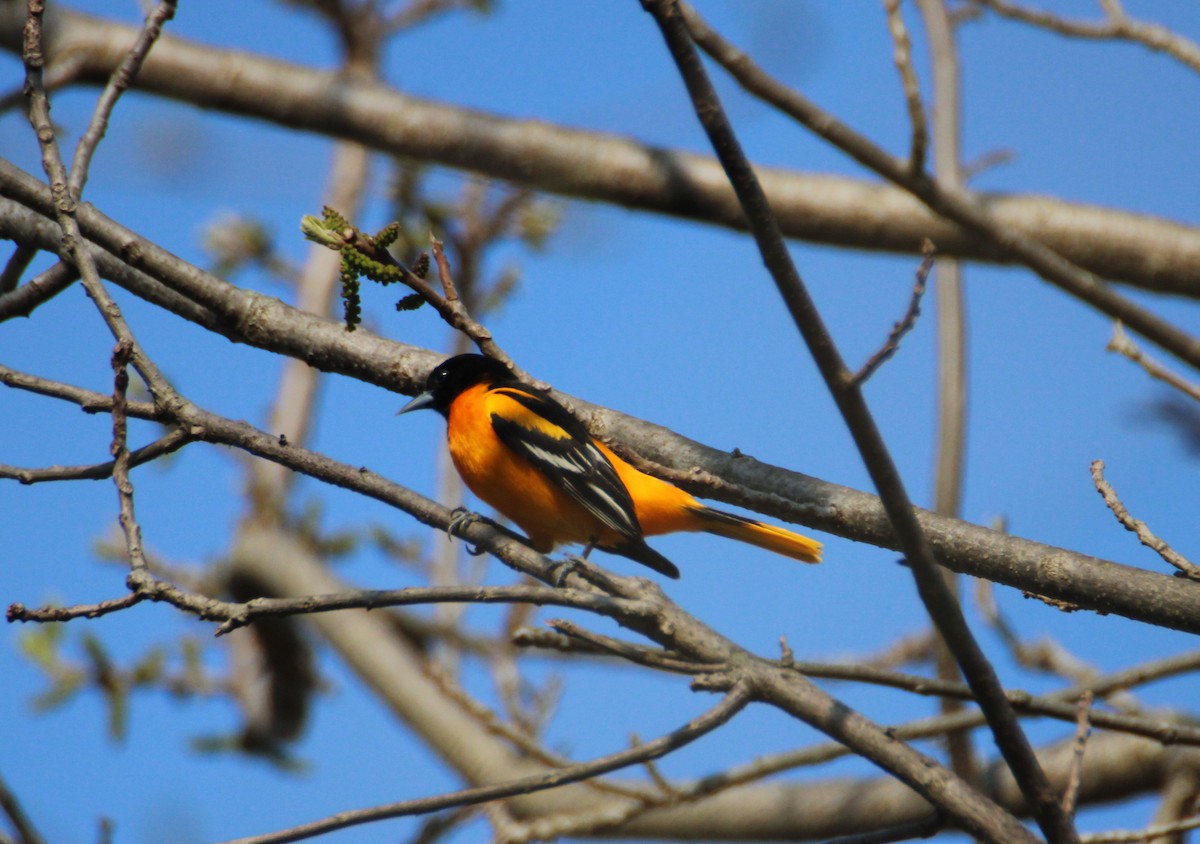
<box><xmin>398</xmin><ymin>354</ymin><xmax>514</xmax><ymax>417</ymax></box>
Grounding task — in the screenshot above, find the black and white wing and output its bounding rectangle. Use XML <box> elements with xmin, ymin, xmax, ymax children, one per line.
<box><xmin>485</xmin><ymin>385</ymin><xmax>642</xmax><ymax>542</ymax></box>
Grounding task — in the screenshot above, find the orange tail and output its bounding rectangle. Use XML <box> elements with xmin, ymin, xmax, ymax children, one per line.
<box><xmin>688</xmin><ymin>506</ymin><xmax>822</xmax><ymax>563</ymax></box>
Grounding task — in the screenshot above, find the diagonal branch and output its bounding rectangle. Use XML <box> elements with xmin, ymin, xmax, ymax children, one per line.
<box><xmin>67</xmin><ymin>0</ymin><xmax>176</xmax><ymax>199</ymax></box>
<box><xmin>1107</xmin><ymin>322</ymin><xmax>1200</xmax><ymax>403</ymax></box>
<box><xmin>0</xmin><ymin>259</ymin><xmax>77</xmax><ymax>319</ymax></box>
<box><xmin>1091</xmin><ymin>460</ymin><xmax>1200</xmax><ymax>581</ymax></box>
<box><xmin>849</xmin><ymin>241</ymin><xmax>933</xmax><ymax>386</ymax></box>
<box><xmin>642</xmin><ymin>2</ymin><xmax>1073</xmax><ymax>841</ymax></box>
<box><xmin>216</xmin><ymin>683</ymin><xmax>753</xmax><ymax>844</ymax></box>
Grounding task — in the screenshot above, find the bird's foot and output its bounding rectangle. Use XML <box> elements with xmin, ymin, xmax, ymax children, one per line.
<box><xmin>550</xmin><ymin>555</ymin><xmax>581</xmax><ymax>587</ymax></box>
<box><xmin>551</xmin><ymin>552</ymin><xmax>610</xmax><ymax>587</ymax></box>
<box><xmin>549</xmin><ymin>547</ymin><xmax>612</xmax><ymax>587</ymax></box>
<box><xmin>447</xmin><ymin>507</ymin><xmax>479</xmax><ymax>536</ymax></box>
<box><xmin>447</xmin><ymin>508</ymin><xmax>487</xmax><ymax>556</ymax></box>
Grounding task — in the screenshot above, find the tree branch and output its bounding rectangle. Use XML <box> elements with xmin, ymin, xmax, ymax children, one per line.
<box><xmin>968</xmin><ymin>0</ymin><xmax>1200</xmax><ymax>75</ymax></box>
<box><xmin>2</xmin><ymin>5</ymin><xmax>1200</xmax><ymax>295</ymax></box>
<box><xmin>218</xmin><ymin>683</ymin><xmax>752</xmax><ymax>844</ymax></box>
<box><xmin>0</xmin><ymin>200</ymin><xmax>1197</xmax><ymax>635</ymax></box>
<box><xmin>1091</xmin><ymin>460</ymin><xmax>1200</xmax><ymax>581</ymax></box>
<box><xmin>643</xmin><ymin>3</ymin><xmax>1073</xmax><ymax>841</ymax></box>
<box><xmin>681</xmin><ymin>2</ymin><xmax>1200</xmax><ymax>374</ymax></box>
<box><xmin>915</xmin><ymin>0</ymin><xmax>975</xmax><ymax>787</ymax></box>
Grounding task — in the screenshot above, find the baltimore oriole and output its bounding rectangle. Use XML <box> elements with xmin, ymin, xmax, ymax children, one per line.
<box><xmin>400</xmin><ymin>354</ymin><xmax>822</xmax><ymax>578</ymax></box>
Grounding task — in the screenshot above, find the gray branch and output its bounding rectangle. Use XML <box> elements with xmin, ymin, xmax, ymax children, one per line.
<box><xmin>1</xmin><ymin>165</ymin><xmax>1198</xmax><ymax>634</ymax></box>
<box><xmin>0</xmin><ymin>5</ymin><xmax>1198</xmax><ymax>296</ymax></box>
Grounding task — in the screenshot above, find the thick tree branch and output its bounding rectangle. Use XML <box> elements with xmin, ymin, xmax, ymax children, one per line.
<box><xmin>1</xmin><ymin>169</ymin><xmax>1199</xmax><ymax>633</ymax></box>
<box><xmin>0</xmin><ymin>362</ymin><xmax>1042</xmax><ymax>842</ymax></box>
<box><xmin>1</xmin><ymin>5</ymin><xmax>1199</xmax><ymax>296</ymax></box>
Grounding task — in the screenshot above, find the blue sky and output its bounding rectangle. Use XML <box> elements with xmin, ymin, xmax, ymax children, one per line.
<box><xmin>3</xmin><ymin>2</ymin><xmax>1199</xmax><ymax>842</ymax></box>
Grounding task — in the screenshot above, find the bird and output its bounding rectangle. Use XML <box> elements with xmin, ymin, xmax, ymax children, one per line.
<box><xmin>399</xmin><ymin>354</ymin><xmax>822</xmax><ymax>579</ymax></box>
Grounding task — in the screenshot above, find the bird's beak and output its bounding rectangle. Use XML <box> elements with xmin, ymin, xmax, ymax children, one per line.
<box><xmin>397</xmin><ymin>390</ymin><xmax>436</xmax><ymax>415</ymax></box>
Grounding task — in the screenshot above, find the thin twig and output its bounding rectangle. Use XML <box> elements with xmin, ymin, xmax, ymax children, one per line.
<box><xmin>784</xmin><ymin>659</ymin><xmax>1200</xmax><ymax>746</ymax></box>
<box><xmin>651</xmin><ymin>5</ymin><xmax>1069</xmax><ymax>842</ymax></box>
<box><xmin>214</xmin><ymin>683</ymin><xmax>752</xmax><ymax>844</ymax></box>
<box><xmin>1091</xmin><ymin>460</ymin><xmax>1200</xmax><ymax>581</ymax></box>
<box><xmin>882</xmin><ymin>0</ymin><xmax>928</xmax><ymax>173</ymax></box>
<box><xmin>546</xmin><ymin>618</ymin><xmax>719</xmax><ymax>674</ymax></box>
<box><xmin>422</xmin><ymin>664</ymin><xmax>651</xmax><ymax>802</ymax></box>
<box><xmin>425</xmin><ymin>237</ymin><xmax>520</xmax><ymax>370</ymax></box>
<box><xmin>109</xmin><ymin>339</ymin><xmax>148</xmax><ymax>573</ymax></box>
<box><xmin>0</xmin><ymin>426</ymin><xmax>193</xmax><ymax>484</ymax></box>
<box><xmin>0</xmin><ymin>363</ymin><xmax>160</xmax><ymax>419</ymax></box>
<box><xmin>1107</xmin><ymin>322</ymin><xmax>1200</xmax><ymax>403</ymax></box>
<box><xmin>1061</xmin><ymin>691</ymin><xmax>1093</xmax><ymax>817</ymax></box>
<box><xmin>67</xmin><ymin>0</ymin><xmax>177</xmax><ymax>199</ymax></box>
<box><xmin>1079</xmin><ymin>814</ymin><xmax>1200</xmax><ymax>844</ymax></box>
<box><xmin>9</xmin><ymin>581</ymin><xmax>623</xmax><ymax>636</ymax></box>
<box><xmin>850</xmin><ymin>240</ymin><xmax>934</xmax><ymax>385</ymax></box>
<box><xmin>0</xmin><ymin>769</ymin><xmax>45</xmax><ymax>844</ymax></box>
<box><xmin>7</xmin><ymin>592</ymin><xmax>145</xmax><ymax>624</ymax></box>
<box><xmin>0</xmin><ymin>261</ymin><xmax>79</xmax><ymax>321</ymax></box>
<box><xmin>968</xmin><ymin>0</ymin><xmax>1200</xmax><ymax>75</ymax></box>
<box><xmin>635</xmin><ymin>739</ymin><xmax>680</xmax><ymax>798</ymax></box>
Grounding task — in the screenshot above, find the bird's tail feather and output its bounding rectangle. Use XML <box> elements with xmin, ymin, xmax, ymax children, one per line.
<box><xmin>689</xmin><ymin>506</ymin><xmax>822</xmax><ymax>563</ymax></box>
<box><xmin>611</xmin><ymin>539</ymin><xmax>682</xmax><ymax>579</ymax></box>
